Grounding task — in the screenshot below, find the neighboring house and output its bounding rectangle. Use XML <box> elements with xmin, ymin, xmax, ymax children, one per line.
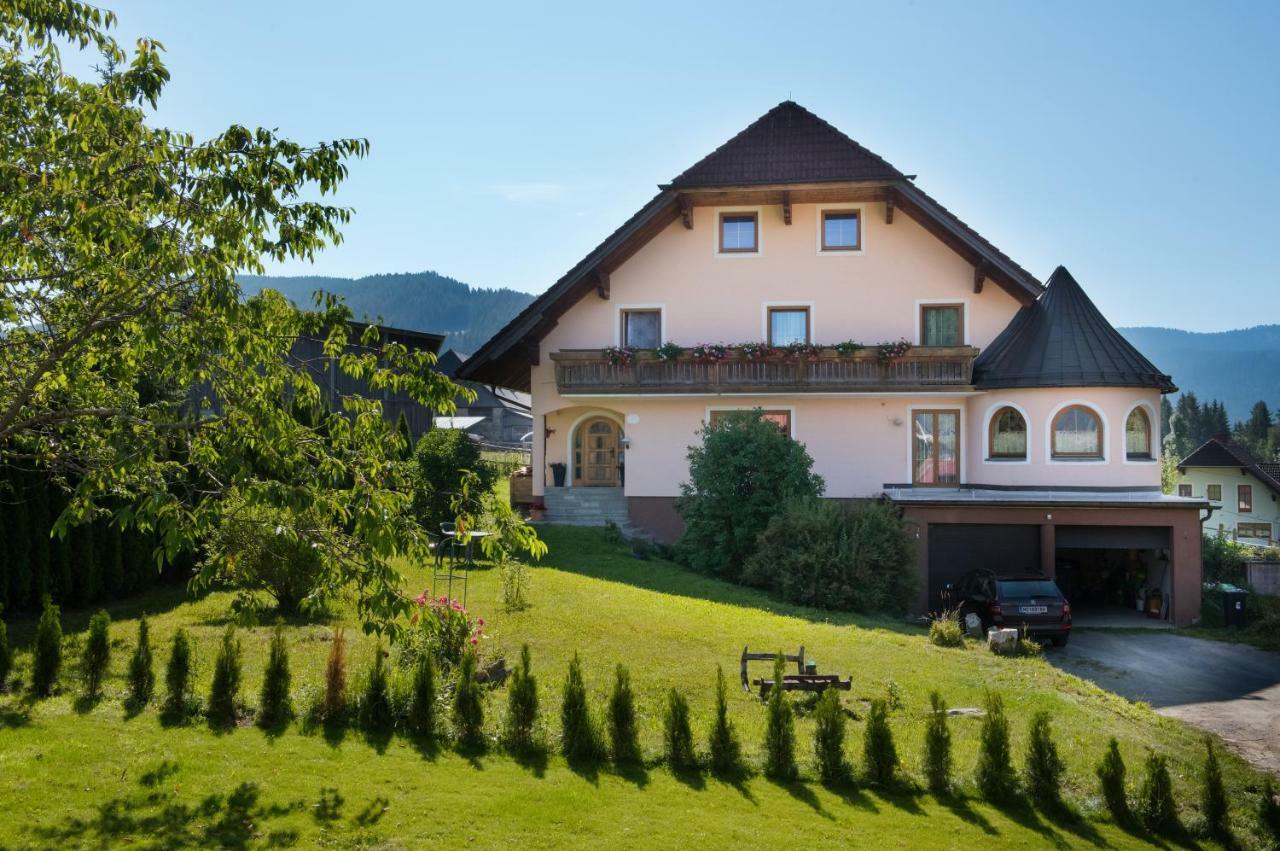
<box><xmin>1177</xmin><ymin>436</ymin><xmax>1280</xmax><ymax>545</ymax></box>
<box><xmin>435</xmin><ymin>349</ymin><xmax>532</xmax><ymax>444</ymax></box>
<box><xmin>197</xmin><ymin>320</ymin><xmax>444</xmax><ymax>440</ymax></box>
<box><xmin>459</xmin><ymin>102</ymin><xmax>1205</xmax><ymax>624</ymax></box>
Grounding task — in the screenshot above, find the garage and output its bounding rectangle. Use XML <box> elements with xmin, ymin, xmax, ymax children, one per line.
<box><xmin>1055</xmin><ymin>525</ymin><xmax>1173</xmax><ymax>624</ymax></box>
<box><xmin>926</xmin><ymin>523</ymin><xmax>1041</xmax><ymax>613</ymax></box>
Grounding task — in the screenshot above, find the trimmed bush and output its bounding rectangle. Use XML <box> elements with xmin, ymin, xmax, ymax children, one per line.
<box><xmin>258</xmin><ymin>623</ymin><xmax>292</xmax><ymax>727</ymax></box>
<box><xmin>763</xmin><ymin>653</ymin><xmax>797</xmax><ymax>780</ymax></box>
<box><xmin>164</xmin><ymin>628</ymin><xmax>194</xmax><ymax>715</ymax></box>
<box><xmin>676</xmin><ymin>410</ymin><xmax>824</xmax><ymax>582</ymax></box>
<box><xmin>923</xmin><ymin>691</ymin><xmax>953</xmax><ymax>793</ymax></box>
<box><xmin>813</xmin><ymin>687</ymin><xmax>848</xmax><ymax>783</ymax></box>
<box><xmin>358</xmin><ymin>644</ymin><xmax>394</xmax><ymax>733</ymax></box>
<box><xmin>1138</xmin><ymin>751</ymin><xmax>1179</xmax><ymax>834</ymax></box>
<box><xmin>321</xmin><ymin>627</ymin><xmax>348</xmax><ymax>722</ymax></box>
<box><xmin>207</xmin><ymin>626</ymin><xmax>242</xmax><ymax>725</ymax></box>
<box><xmin>412</xmin><ymin>429</ymin><xmax>495</xmax><ymax>533</ymax></box>
<box><xmin>451</xmin><ymin>649</ymin><xmax>485</xmax><ymax>747</ymax></box>
<box><xmin>505</xmin><ymin>644</ymin><xmax>539</xmax><ymax>750</ymax></box>
<box><xmin>31</xmin><ymin>595</ymin><xmax>62</xmax><ymax>697</ymax></box>
<box><xmin>929</xmin><ymin>612</ymin><xmax>965</xmax><ymax>648</ymax></box>
<box><xmin>126</xmin><ymin>615</ymin><xmax>155</xmax><ymax>705</ymax></box>
<box><xmin>708</xmin><ymin>665</ymin><xmax>741</xmax><ymax>775</ymax></box>
<box><xmin>1024</xmin><ymin>711</ymin><xmax>1065</xmax><ymax>808</ymax></box>
<box><xmin>81</xmin><ymin>610</ymin><xmax>111</xmax><ymax>697</ymax></box>
<box><xmin>862</xmin><ymin>698</ymin><xmax>897</xmax><ymax>785</ymax></box>
<box><xmin>1259</xmin><ymin>777</ymin><xmax>1280</xmax><ymax>846</ymax></box>
<box><xmin>406</xmin><ymin>653</ymin><xmax>437</xmax><ymax>738</ymax></box>
<box><xmin>663</xmin><ymin>688</ymin><xmax>696</xmax><ymax>770</ymax></box>
<box><xmin>607</xmin><ymin>664</ymin><xmax>640</xmax><ymax>765</ymax></box>
<box><xmin>744</xmin><ymin>498</ymin><xmax>915</xmax><ymax>614</ymax></box>
<box><xmin>976</xmin><ymin>692</ymin><xmax>1016</xmax><ymax>802</ymax></box>
<box><xmin>1199</xmin><ymin>737</ymin><xmax>1228</xmax><ymax>838</ymax></box>
<box><xmin>561</xmin><ymin>652</ymin><xmax>598</xmax><ymax>761</ymax></box>
<box><xmin>1096</xmin><ymin>738</ymin><xmax>1129</xmax><ymax>822</ymax></box>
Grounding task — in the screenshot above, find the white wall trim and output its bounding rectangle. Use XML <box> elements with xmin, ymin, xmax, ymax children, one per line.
<box><xmin>704</xmin><ymin>404</ymin><xmax>797</xmax><ymax>439</ymax></box>
<box><xmin>761</xmin><ymin>300</ymin><xmax>816</xmax><ymax>344</ymax></box>
<box><xmin>913</xmin><ymin>298</ymin><xmax>971</xmax><ymax>346</ymax></box>
<box><xmin>564</xmin><ymin>409</ymin><xmax>626</xmax><ymax>489</ymax></box>
<box><xmin>712</xmin><ymin>205</ymin><xmax>764</xmax><ymax>258</ymax></box>
<box><xmin>980</xmin><ymin>400</ymin><xmax>1032</xmax><ymax>465</ymax></box>
<box><xmin>906</xmin><ymin>404</ymin><xmax>966</xmax><ymax>486</ymax></box>
<box><xmin>1045</xmin><ymin>398</ymin><xmax>1110</xmax><ymax>465</ymax></box>
<box><xmin>815</xmin><ymin>204</ymin><xmax>866</xmax><ymax>256</ymax></box>
<box><xmin>612</xmin><ymin>303</ymin><xmax>666</xmax><ymax>347</ymax></box>
<box><xmin>1122</xmin><ymin>400</ymin><xmax>1161</xmax><ymax>466</ymax></box>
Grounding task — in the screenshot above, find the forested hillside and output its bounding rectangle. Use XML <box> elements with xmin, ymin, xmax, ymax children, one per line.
<box><xmin>241</xmin><ymin>271</ymin><xmax>534</xmax><ymax>355</ymax></box>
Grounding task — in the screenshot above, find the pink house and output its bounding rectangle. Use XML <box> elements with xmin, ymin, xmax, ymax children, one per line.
<box><xmin>460</xmin><ymin>102</ymin><xmax>1206</xmax><ymax>625</ymax></box>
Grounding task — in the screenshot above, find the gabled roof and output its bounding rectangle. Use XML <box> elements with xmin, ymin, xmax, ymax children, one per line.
<box><xmin>459</xmin><ymin>103</ymin><xmax>1042</xmax><ymax>390</ymax></box>
<box><xmin>664</xmin><ymin>101</ymin><xmax>904</xmax><ymax>188</ymax></box>
<box><xmin>974</xmin><ymin>266</ymin><xmax>1176</xmax><ymax>393</ymax></box>
<box><xmin>1179</xmin><ymin>436</ymin><xmax>1280</xmax><ymax>498</ymax></box>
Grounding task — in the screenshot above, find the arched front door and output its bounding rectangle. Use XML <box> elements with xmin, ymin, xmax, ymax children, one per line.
<box><xmin>576</xmin><ymin>417</ymin><xmax>621</xmax><ymax>487</ymax></box>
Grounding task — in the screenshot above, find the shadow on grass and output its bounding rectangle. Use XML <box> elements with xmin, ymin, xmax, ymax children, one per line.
<box><xmin>825</xmin><ymin>777</ymin><xmax>878</xmax><ymax>814</ymax></box>
<box><xmin>535</xmin><ymin>526</ymin><xmax>922</xmax><ymax>635</ymax></box>
<box><xmin>360</xmin><ymin>725</ymin><xmax>394</xmax><ymax>755</ymax></box>
<box><xmin>73</xmin><ymin>693</ymin><xmax>103</xmax><ymax>715</ymax></box>
<box><xmin>670</xmin><ymin>765</ymin><xmax>706</xmax><ymax>791</ymax></box>
<box><xmin>510</xmin><ymin>743</ymin><xmax>550</xmax><ymax>779</ymax></box>
<box><xmin>31</xmin><ymin>769</ymin><xmax>308</xmax><ymax>850</ymax></box>
<box><xmin>0</xmin><ymin>703</ymin><xmax>32</xmax><ymax>728</ymax></box>
<box><xmin>935</xmin><ymin>790</ymin><xmax>997</xmax><ymax>836</ymax></box>
<box><xmin>771</xmin><ymin>776</ymin><xmax>828</xmax><ymax>818</ymax></box>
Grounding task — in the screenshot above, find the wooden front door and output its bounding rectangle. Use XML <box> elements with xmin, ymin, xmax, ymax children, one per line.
<box><xmin>579</xmin><ymin>417</ymin><xmax>620</xmax><ymax>487</ymax></box>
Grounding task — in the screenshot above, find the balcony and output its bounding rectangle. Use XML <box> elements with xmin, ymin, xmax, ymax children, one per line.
<box><xmin>551</xmin><ymin>346</ymin><xmax>978</xmax><ymax>395</ymax></box>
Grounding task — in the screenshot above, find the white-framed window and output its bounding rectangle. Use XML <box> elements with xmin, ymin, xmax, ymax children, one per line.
<box><xmin>612</xmin><ymin>303</ymin><xmax>665</xmax><ymax>348</ymax></box>
<box><xmin>914</xmin><ymin>299</ymin><xmax>969</xmax><ymax>347</ymax></box>
<box><xmin>705</xmin><ymin>405</ymin><xmax>796</xmax><ymax>439</ymax></box>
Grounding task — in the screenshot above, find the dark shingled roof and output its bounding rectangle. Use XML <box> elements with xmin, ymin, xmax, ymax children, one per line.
<box><xmin>1179</xmin><ymin>436</ymin><xmax>1280</xmax><ymax>498</ymax></box>
<box><xmin>974</xmin><ymin>266</ymin><xmax>1176</xmax><ymax>392</ymax></box>
<box><xmin>665</xmin><ymin>101</ymin><xmax>904</xmax><ymax>188</ymax></box>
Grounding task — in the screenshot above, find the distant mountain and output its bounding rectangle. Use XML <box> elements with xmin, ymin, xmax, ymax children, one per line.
<box><xmin>240</xmin><ymin>271</ymin><xmax>534</xmax><ymax>356</ymax></box>
<box><xmin>1118</xmin><ymin>325</ymin><xmax>1280</xmax><ymax>421</ymax></box>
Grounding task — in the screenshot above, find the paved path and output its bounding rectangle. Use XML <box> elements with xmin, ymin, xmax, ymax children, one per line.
<box><xmin>1050</xmin><ymin>631</ymin><xmax>1280</xmax><ymax>775</ymax></box>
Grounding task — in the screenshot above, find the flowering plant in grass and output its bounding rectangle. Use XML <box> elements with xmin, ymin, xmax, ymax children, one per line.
<box><xmin>402</xmin><ymin>593</ymin><xmax>486</xmax><ymax>670</ymax></box>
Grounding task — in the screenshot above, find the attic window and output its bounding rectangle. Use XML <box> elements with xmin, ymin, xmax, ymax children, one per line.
<box><xmin>821</xmin><ymin>211</ymin><xmax>860</xmax><ymax>250</ymax></box>
<box><xmin>719</xmin><ymin>213</ymin><xmax>758</xmax><ymax>253</ymax></box>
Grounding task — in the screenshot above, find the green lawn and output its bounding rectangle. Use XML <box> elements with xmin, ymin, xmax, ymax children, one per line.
<box><xmin>1</xmin><ymin>526</ymin><xmax>1274</xmax><ymax>849</ymax></box>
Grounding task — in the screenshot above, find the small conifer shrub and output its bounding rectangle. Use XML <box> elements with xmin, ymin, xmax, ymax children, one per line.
<box><xmin>81</xmin><ymin>610</ymin><xmax>112</xmax><ymax>698</ymax></box>
<box><xmin>607</xmin><ymin>664</ymin><xmax>640</xmax><ymax>765</ymax></box>
<box><xmin>862</xmin><ymin>698</ymin><xmax>898</xmax><ymax>785</ymax></box>
<box><xmin>406</xmin><ymin>653</ymin><xmax>437</xmax><ymax>738</ymax></box>
<box><xmin>923</xmin><ymin>691</ymin><xmax>953</xmax><ymax>793</ymax></box>
<box><xmin>663</xmin><ymin>688</ymin><xmax>696</xmax><ymax>770</ymax></box>
<box><xmin>357</xmin><ymin>643</ymin><xmax>393</xmax><ymax>732</ymax></box>
<box><xmin>0</xmin><ymin>615</ymin><xmax>11</xmax><ymax>692</ymax></box>
<box><xmin>321</xmin><ymin>627</ymin><xmax>348</xmax><ymax>722</ymax></box>
<box><xmin>31</xmin><ymin>595</ymin><xmax>63</xmax><ymax>697</ymax></box>
<box><xmin>1024</xmin><ymin>711</ymin><xmax>1065</xmax><ymax>808</ymax></box>
<box><xmin>1096</xmin><ymin>738</ymin><xmax>1129</xmax><ymax>822</ymax></box>
<box><xmin>975</xmin><ymin>691</ymin><xmax>1016</xmax><ymax>802</ymax></box>
<box><xmin>126</xmin><ymin>615</ymin><xmax>155</xmax><ymax>705</ymax></box>
<box><xmin>1199</xmin><ymin>737</ymin><xmax>1228</xmax><ymax>839</ymax></box>
<box><xmin>164</xmin><ymin>628</ymin><xmax>194</xmax><ymax>716</ymax></box>
<box><xmin>1138</xmin><ymin>750</ymin><xmax>1179</xmax><ymax>834</ymax></box>
<box><xmin>207</xmin><ymin>625</ymin><xmax>242</xmax><ymax>726</ymax></box>
<box><xmin>708</xmin><ymin>665</ymin><xmax>741</xmax><ymax>775</ymax></box>
<box><xmin>258</xmin><ymin>623</ymin><xmax>292</xmax><ymax>727</ymax></box>
<box><xmin>763</xmin><ymin>653</ymin><xmax>797</xmax><ymax>780</ymax></box>
<box><xmin>451</xmin><ymin>649</ymin><xmax>485</xmax><ymax>747</ymax></box>
<box><xmin>505</xmin><ymin>644</ymin><xmax>539</xmax><ymax>750</ymax></box>
<box><xmin>812</xmin><ymin>687</ymin><xmax>848</xmax><ymax>784</ymax></box>
<box><xmin>1258</xmin><ymin>777</ymin><xmax>1280</xmax><ymax>846</ymax></box>
<box><xmin>561</xmin><ymin>652</ymin><xmax>598</xmax><ymax>761</ymax></box>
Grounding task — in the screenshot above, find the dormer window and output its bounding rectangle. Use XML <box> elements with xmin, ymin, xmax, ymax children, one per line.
<box><xmin>821</xmin><ymin>210</ymin><xmax>860</xmax><ymax>251</ymax></box>
<box><xmin>719</xmin><ymin>213</ymin><xmax>758</xmax><ymax>253</ymax></box>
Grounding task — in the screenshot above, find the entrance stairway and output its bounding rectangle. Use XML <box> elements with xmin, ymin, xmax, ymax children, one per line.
<box><xmin>542</xmin><ymin>487</ymin><xmax>630</xmax><ymax>527</ymax></box>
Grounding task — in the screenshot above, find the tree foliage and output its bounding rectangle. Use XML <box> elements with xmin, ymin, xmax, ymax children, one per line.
<box><xmin>0</xmin><ymin>1</ymin><xmax>467</xmax><ymax>635</ymax></box>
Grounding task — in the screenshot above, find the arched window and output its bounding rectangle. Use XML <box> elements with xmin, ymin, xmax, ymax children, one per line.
<box><xmin>1052</xmin><ymin>405</ymin><xmax>1104</xmax><ymax>459</ymax></box>
<box><xmin>1125</xmin><ymin>407</ymin><xmax>1152</xmax><ymax>459</ymax></box>
<box><xmin>988</xmin><ymin>407</ymin><xmax>1027</xmax><ymax>459</ymax></box>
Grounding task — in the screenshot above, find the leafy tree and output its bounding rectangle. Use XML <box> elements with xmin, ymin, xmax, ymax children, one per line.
<box><xmin>763</xmin><ymin>653</ymin><xmax>797</xmax><ymax>780</ymax></box>
<box><xmin>662</xmin><ymin>688</ymin><xmax>696</xmax><ymax>770</ymax></box>
<box><xmin>1024</xmin><ymin>711</ymin><xmax>1065</xmax><ymax>808</ymax></box>
<box><xmin>3</xmin><ymin>473</ymin><xmax>32</xmax><ymax>610</ymax></box>
<box><xmin>1160</xmin><ymin>396</ymin><xmax>1173</xmax><ymax>443</ymax></box>
<box><xmin>923</xmin><ymin>691</ymin><xmax>953</xmax><ymax>793</ymax></box>
<box><xmin>1096</xmin><ymin>738</ymin><xmax>1130</xmax><ymax>822</ymax></box>
<box><xmin>395</xmin><ymin>411</ymin><xmax>414</xmax><ymax>460</ymax></box>
<box><xmin>163</xmin><ymin>627</ymin><xmax>194</xmax><ymax>716</ymax></box>
<box><xmin>126</xmin><ymin>615</ymin><xmax>155</xmax><ymax>704</ymax></box>
<box><xmin>413</xmin><ymin>430</ymin><xmax>495</xmax><ymax>534</ymax></box>
<box><xmin>707</xmin><ymin>665</ymin><xmax>741</xmax><ymax>775</ymax></box>
<box><xmin>258</xmin><ymin>623</ymin><xmax>292</xmax><ymax>727</ymax></box>
<box><xmin>676</xmin><ymin>411</ymin><xmax>824</xmax><ymax>582</ymax></box>
<box><xmin>0</xmin><ymin>2</ymin><xmax>466</xmax><ymax>636</ymax></box>
<box><xmin>31</xmin><ymin>595</ymin><xmax>62</xmax><ymax>696</ymax></box>
<box><xmin>607</xmin><ymin>664</ymin><xmax>640</xmax><ymax>765</ymax></box>
<box><xmin>80</xmin><ymin>610</ymin><xmax>111</xmax><ymax>698</ymax></box>
<box><xmin>207</xmin><ymin>626</ymin><xmax>242</xmax><ymax>726</ymax></box>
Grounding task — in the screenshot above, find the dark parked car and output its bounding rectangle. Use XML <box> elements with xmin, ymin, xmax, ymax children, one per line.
<box><xmin>948</xmin><ymin>569</ymin><xmax>1072</xmax><ymax>646</ymax></box>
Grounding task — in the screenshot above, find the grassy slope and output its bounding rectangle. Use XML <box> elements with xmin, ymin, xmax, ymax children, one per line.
<box><xmin>0</xmin><ymin>526</ymin><xmax>1269</xmax><ymax>848</ymax></box>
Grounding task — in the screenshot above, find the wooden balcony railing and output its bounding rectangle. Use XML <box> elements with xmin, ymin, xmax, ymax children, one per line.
<box><xmin>551</xmin><ymin>347</ymin><xmax>978</xmax><ymax>395</ymax></box>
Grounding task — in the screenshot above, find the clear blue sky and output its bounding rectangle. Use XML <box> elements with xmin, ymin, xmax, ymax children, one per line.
<box><xmin>92</xmin><ymin>0</ymin><xmax>1279</xmax><ymax>331</ymax></box>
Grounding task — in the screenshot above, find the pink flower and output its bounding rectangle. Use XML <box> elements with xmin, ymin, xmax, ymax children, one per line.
<box><xmin>469</xmin><ymin>637</ymin><xmax>478</xmax><ymax>646</ymax></box>
<box><xmin>476</xmin><ymin>618</ymin><xmax>485</xmax><ymax>626</ymax></box>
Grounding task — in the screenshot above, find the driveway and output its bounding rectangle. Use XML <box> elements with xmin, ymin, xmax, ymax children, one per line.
<box><xmin>1051</xmin><ymin>631</ymin><xmax>1280</xmax><ymax>775</ymax></box>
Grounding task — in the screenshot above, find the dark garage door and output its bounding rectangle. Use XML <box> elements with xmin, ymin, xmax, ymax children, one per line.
<box><xmin>928</xmin><ymin>524</ymin><xmax>1041</xmax><ymax>611</ymax></box>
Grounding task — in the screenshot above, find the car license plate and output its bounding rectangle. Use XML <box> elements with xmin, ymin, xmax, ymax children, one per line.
<box><xmin>1019</xmin><ymin>606</ymin><xmax>1048</xmax><ymax>615</ymax></box>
